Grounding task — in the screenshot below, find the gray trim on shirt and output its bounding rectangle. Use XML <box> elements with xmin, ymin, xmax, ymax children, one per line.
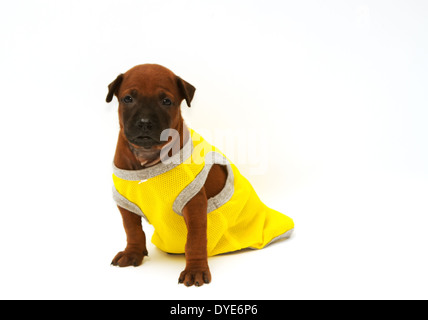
<box><xmin>112</xmin><ymin>128</ymin><xmax>193</xmax><ymax>181</ymax></box>
<box><xmin>172</xmin><ymin>152</ymin><xmax>235</xmax><ymax>215</ymax></box>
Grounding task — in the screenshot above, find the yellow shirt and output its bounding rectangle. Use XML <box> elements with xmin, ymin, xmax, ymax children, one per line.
<box><xmin>112</xmin><ymin>129</ymin><xmax>294</xmax><ymax>256</ymax></box>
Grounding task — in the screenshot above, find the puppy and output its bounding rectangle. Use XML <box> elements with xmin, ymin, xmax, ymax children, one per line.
<box><xmin>106</xmin><ymin>64</ymin><xmax>294</xmax><ymax>286</ymax></box>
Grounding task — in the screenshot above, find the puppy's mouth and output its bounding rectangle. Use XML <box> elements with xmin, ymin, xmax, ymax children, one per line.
<box><xmin>129</xmin><ymin>135</ymin><xmax>161</xmax><ymax>149</ymax></box>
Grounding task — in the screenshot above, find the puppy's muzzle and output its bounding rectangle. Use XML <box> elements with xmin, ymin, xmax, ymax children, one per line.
<box><xmin>136</xmin><ymin>118</ymin><xmax>153</xmax><ymax>131</ymax></box>
<box><xmin>126</xmin><ymin>118</ymin><xmax>163</xmax><ymax>149</ymax></box>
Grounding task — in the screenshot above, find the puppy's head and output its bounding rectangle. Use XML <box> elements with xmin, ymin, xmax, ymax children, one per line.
<box><xmin>106</xmin><ymin>64</ymin><xmax>195</xmax><ymax>150</ymax></box>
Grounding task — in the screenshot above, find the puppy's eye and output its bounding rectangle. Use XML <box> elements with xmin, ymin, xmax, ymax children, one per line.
<box><xmin>123</xmin><ymin>95</ymin><xmax>133</xmax><ymax>103</ymax></box>
<box><xmin>162</xmin><ymin>98</ymin><xmax>172</xmax><ymax>106</ymax></box>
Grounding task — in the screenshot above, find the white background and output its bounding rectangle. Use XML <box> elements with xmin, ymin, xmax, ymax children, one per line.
<box><xmin>1</xmin><ymin>0</ymin><xmax>427</xmax><ymax>299</ymax></box>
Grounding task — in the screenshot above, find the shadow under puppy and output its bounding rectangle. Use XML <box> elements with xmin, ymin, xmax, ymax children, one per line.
<box><xmin>106</xmin><ymin>64</ymin><xmax>294</xmax><ymax>286</ymax></box>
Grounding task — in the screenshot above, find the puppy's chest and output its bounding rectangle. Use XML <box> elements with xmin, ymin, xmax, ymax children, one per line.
<box><xmin>113</xmin><ymin>162</ymin><xmax>204</xmax><ymax>219</ymax></box>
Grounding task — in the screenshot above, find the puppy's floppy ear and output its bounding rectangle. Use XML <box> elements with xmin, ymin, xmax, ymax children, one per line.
<box><xmin>177</xmin><ymin>76</ymin><xmax>196</xmax><ymax>107</ymax></box>
<box><xmin>106</xmin><ymin>74</ymin><xmax>124</xmax><ymax>103</ymax></box>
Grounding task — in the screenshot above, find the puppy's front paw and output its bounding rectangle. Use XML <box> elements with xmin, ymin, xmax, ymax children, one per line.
<box><xmin>178</xmin><ymin>267</ymin><xmax>211</xmax><ymax>287</ymax></box>
<box><xmin>111</xmin><ymin>250</ymin><xmax>147</xmax><ymax>267</ymax></box>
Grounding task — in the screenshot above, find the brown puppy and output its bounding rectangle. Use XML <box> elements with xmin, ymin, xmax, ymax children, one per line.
<box><xmin>106</xmin><ymin>64</ymin><xmax>227</xmax><ymax>286</ymax></box>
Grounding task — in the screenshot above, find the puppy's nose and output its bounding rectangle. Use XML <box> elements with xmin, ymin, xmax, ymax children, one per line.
<box><xmin>137</xmin><ymin>118</ymin><xmax>153</xmax><ymax>131</ymax></box>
